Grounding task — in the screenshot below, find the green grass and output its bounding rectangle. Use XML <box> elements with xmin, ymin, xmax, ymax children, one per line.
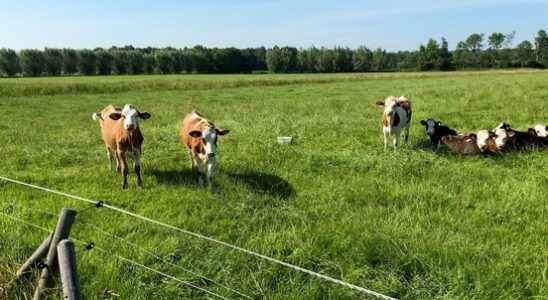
<box><xmin>1</xmin><ymin>70</ymin><xmax>547</xmax><ymax>299</ymax></box>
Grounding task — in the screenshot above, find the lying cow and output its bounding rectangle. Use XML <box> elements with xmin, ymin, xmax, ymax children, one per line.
<box><xmin>420</xmin><ymin>119</ymin><xmax>457</xmax><ymax>150</ymax></box>
<box><xmin>476</xmin><ymin>130</ymin><xmax>500</xmax><ymax>154</ymax></box>
<box><xmin>494</xmin><ymin>122</ymin><xmax>548</xmax><ymax>150</ymax></box>
<box><xmin>180</xmin><ymin>110</ymin><xmax>229</xmax><ymax>186</ymax></box>
<box><xmin>441</xmin><ymin>134</ymin><xmax>481</xmax><ymax>155</ymax></box>
<box><xmin>92</xmin><ymin>104</ymin><xmax>151</xmax><ymax>189</ymax></box>
<box><xmin>376</xmin><ymin>96</ymin><xmax>412</xmax><ymax>150</ymax></box>
<box><xmin>534</xmin><ymin>124</ymin><xmax>548</xmax><ymax>137</ymax></box>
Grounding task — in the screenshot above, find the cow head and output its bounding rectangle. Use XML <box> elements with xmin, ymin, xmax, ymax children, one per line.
<box><xmin>189</xmin><ymin>124</ymin><xmax>230</xmax><ymax>160</ymax></box>
<box><xmin>376</xmin><ymin>96</ymin><xmax>401</xmax><ymax>127</ymax></box>
<box><xmin>420</xmin><ymin>119</ymin><xmax>439</xmax><ymax>136</ymax></box>
<box><xmin>109</xmin><ymin>104</ymin><xmax>151</xmax><ymax>132</ymax></box>
<box><xmin>534</xmin><ymin>124</ymin><xmax>548</xmax><ymax>137</ymax></box>
<box><xmin>476</xmin><ymin>130</ymin><xmax>496</xmax><ymax>152</ymax></box>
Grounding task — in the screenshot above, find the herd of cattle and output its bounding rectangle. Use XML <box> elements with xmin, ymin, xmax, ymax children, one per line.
<box><xmin>377</xmin><ymin>95</ymin><xmax>548</xmax><ymax>154</ymax></box>
<box><xmin>92</xmin><ymin>99</ymin><xmax>547</xmax><ymax>189</ymax></box>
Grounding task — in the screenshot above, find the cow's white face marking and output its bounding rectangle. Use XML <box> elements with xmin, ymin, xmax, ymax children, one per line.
<box><xmin>476</xmin><ymin>130</ymin><xmax>491</xmax><ymax>150</ymax></box>
<box><xmin>201</xmin><ymin>126</ymin><xmax>219</xmax><ymax>160</ymax></box>
<box><xmin>534</xmin><ymin>124</ymin><xmax>548</xmax><ymax>137</ymax></box>
<box><xmin>122</xmin><ymin>104</ymin><xmax>140</xmax><ymax>131</ymax></box>
<box><xmin>426</xmin><ymin>119</ymin><xmax>436</xmax><ymax>135</ymax></box>
<box><xmin>494</xmin><ymin>128</ymin><xmax>509</xmax><ymax>148</ymax></box>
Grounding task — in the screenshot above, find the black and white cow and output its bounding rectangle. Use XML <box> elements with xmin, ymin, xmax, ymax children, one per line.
<box><xmin>420</xmin><ymin>119</ymin><xmax>457</xmax><ymax>150</ymax></box>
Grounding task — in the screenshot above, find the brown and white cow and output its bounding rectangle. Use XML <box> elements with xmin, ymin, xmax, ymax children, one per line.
<box><xmin>180</xmin><ymin>110</ymin><xmax>229</xmax><ymax>186</ymax></box>
<box><xmin>493</xmin><ymin>122</ymin><xmax>548</xmax><ymax>150</ymax></box>
<box><xmin>476</xmin><ymin>130</ymin><xmax>500</xmax><ymax>154</ymax></box>
<box><xmin>441</xmin><ymin>134</ymin><xmax>481</xmax><ymax>155</ymax></box>
<box><xmin>92</xmin><ymin>104</ymin><xmax>151</xmax><ymax>189</ymax></box>
<box><xmin>375</xmin><ymin>96</ymin><xmax>412</xmax><ymax>149</ymax></box>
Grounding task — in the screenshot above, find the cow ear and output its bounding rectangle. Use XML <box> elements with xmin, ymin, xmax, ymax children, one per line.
<box><xmin>375</xmin><ymin>101</ymin><xmax>385</xmax><ymax>107</ymax></box>
<box><xmin>189</xmin><ymin>130</ymin><xmax>202</xmax><ymax>138</ymax></box>
<box><xmin>216</xmin><ymin>128</ymin><xmax>230</xmax><ymax>135</ymax></box>
<box><xmin>420</xmin><ymin>120</ymin><xmax>427</xmax><ymax>126</ymax></box>
<box><xmin>139</xmin><ymin>112</ymin><xmax>151</xmax><ymax>120</ymax></box>
<box><xmin>527</xmin><ymin>128</ymin><xmax>537</xmax><ymax>136</ymax></box>
<box><xmin>109</xmin><ymin>112</ymin><xmax>122</xmax><ymax>120</ymax></box>
<box><xmin>436</xmin><ymin>121</ymin><xmax>442</xmax><ymax>126</ymax></box>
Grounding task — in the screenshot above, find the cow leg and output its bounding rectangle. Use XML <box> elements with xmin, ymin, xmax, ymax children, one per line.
<box><xmin>404</xmin><ymin>126</ymin><xmax>410</xmax><ymax>143</ymax></box>
<box><xmin>383</xmin><ymin>127</ymin><xmax>389</xmax><ymax>150</ymax></box>
<box><xmin>134</xmin><ymin>153</ymin><xmax>143</xmax><ymax>188</ymax></box>
<box><xmin>394</xmin><ymin>132</ymin><xmax>400</xmax><ymax>150</ymax></box>
<box><xmin>117</xmin><ymin>150</ymin><xmax>129</xmax><ymax>189</ymax></box>
<box><xmin>206</xmin><ymin>161</ymin><xmax>215</xmax><ymax>186</ymax></box>
<box><xmin>107</xmin><ymin>149</ymin><xmax>115</xmax><ymax>171</ymax></box>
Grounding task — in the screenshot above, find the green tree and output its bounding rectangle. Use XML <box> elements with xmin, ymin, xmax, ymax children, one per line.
<box><xmin>111</xmin><ymin>50</ymin><xmax>129</xmax><ymax>75</ymax></box>
<box><xmin>127</xmin><ymin>51</ymin><xmax>145</xmax><ymax>74</ymax></box>
<box><xmin>535</xmin><ymin>29</ymin><xmax>548</xmax><ymax>67</ymax></box>
<box><xmin>43</xmin><ymin>48</ymin><xmax>63</xmax><ymax>76</ymax></box>
<box><xmin>0</xmin><ymin>48</ymin><xmax>20</xmax><ymax>76</ymax></box>
<box><xmin>143</xmin><ymin>53</ymin><xmax>156</xmax><ymax>74</ymax></box>
<box><xmin>78</xmin><ymin>50</ymin><xmax>96</xmax><ymax>75</ymax></box>
<box><xmin>155</xmin><ymin>50</ymin><xmax>173</xmax><ymax>74</ymax></box>
<box><xmin>266</xmin><ymin>46</ymin><xmax>284</xmax><ymax>73</ymax></box>
<box><xmin>515</xmin><ymin>40</ymin><xmax>537</xmax><ymax>67</ymax></box>
<box><xmin>371</xmin><ymin>48</ymin><xmax>387</xmax><ymax>72</ymax></box>
<box><xmin>437</xmin><ymin>38</ymin><xmax>452</xmax><ymax>70</ymax></box>
<box><xmin>62</xmin><ymin>49</ymin><xmax>79</xmax><ymax>75</ymax></box>
<box><xmin>315</xmin><ymin>47</ymin><xmax>334</xmax><ymax>72</ymax></box>
<box><xmin>466</xmin><ymin>33</ymin><xmax>484</xmax><ymax>51</ymax></box>
<box><xmin>333</xmin><ymin>47</ymin><xmax>353</xmax><ymax>72</ymax></box>
<box><xmin>488</xmin><ymin>32</ymin><xmax>505</xmax><ymax>50</ymax></box>
<box><xmin>19</xmin><ymin>49</ymin><xmax>45</xmax><ymax>76</ymax></box>
<box><xmin>352</xmin><ymin>46</ymin><xmax>372</xmax><ymax>72</ymax></box>
<box><xmin>95</xmin><ymin>50</ymin><xmax>113</xmax><ymax>75</ymax></box>
<box><xmin>417</xmin><ymin>38</ymin><xmax>440</xmax><ymax>71</ymax></box>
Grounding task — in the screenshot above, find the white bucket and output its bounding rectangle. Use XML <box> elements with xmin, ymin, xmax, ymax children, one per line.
<box><xmin>277</xmin><ymin>136</ymin><xmax>293</xmax><ymax>145</ymax></box>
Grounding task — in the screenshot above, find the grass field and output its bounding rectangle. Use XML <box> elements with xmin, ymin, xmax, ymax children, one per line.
<box><xmin>0</xmin><ymin>70</ymin><xmax>547</xmax><ymax>299</ymax></box>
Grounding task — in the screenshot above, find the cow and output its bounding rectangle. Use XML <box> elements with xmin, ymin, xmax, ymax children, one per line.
<box><xmin>494</xmin><ymin>122</ymin><xmax>548</xmax><ymax>150</ymax></box>
<box><xmin>376</xmin><ymin>96</ymin><xmax>412</xmax><ymax>150</ymax></box>
<box><xmin>92</xmin><ymin>104</ymin><xmax>151</xmax><ymax>189</ymax></box>
<box><xmin>476</xmin><ymin>130</ymin><xmax>500</xmax><ymax>154</ymax></box>
<box><xmin>534</xmin><ymin>124</ymin><xmax>548</xmax><ymax>137</ymax></box>
<box><xmin>419</xmin><ymin>119</ymin><xmax>457</xmax><ymax>150</ymax></box>
<box><xmin>441</xmin><ymin>134</ymin><xmax>481</xmax><ymax>155</ymax></box>
<box><xmin>180</xmin><ymin>110</ymin><xmax>229</xmax><ymax>186</ymax></box>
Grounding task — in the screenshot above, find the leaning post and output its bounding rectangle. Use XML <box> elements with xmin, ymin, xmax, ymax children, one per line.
<box><xmin>57</xmin><ymin>239</ymin><xmax>82</xmax><ymax>300</ymax></box>
<box><xmin>32</xmin><ymin>208</ymin><xmax>77</xmax><ymax>300</ymax></box>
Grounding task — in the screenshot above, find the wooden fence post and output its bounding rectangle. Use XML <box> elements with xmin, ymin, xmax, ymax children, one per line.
<box><xmin>16</xmin><ymin>233</ymin><xmax>52</xmax><ymax>280</ymax></box>
<box><xmin>33</xmin><ymin>208</ymin><xmax>77</xmax><ymax>300</ymax></box>
<box><xmin>57</xmin><ymin>239</ymin><xmax>82</xmax><ymax>300</ymax></box>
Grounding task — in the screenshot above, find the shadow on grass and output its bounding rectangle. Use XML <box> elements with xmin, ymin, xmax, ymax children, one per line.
<box><xmin>227</xmin><ymin>170</ymin><xmax>295</xmax><ymax>199</ymax></box>
<box><xmin>149</xmin><ymin>168</ymin><xmax>295</xmax><ymax>199</ymax></box>
<box><xmin>149</xmin><ymin>169</ymin><xmax>202</xmax><ymax>187</ymax></box>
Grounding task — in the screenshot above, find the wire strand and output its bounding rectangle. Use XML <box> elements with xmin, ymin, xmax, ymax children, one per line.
<box><xmin>0</xmin><ymin>175</ymin><xmax>397</xmax><ymax>300</ymax></box>
<box><xmin>0</xmin><ymin>211</ymin><xmax>231</xmax><ymax>300</ymax></box>
<box><xmin>79</xmin><ymin>220</ymin><xmax>253</xmax><ymax>299</ymax></box>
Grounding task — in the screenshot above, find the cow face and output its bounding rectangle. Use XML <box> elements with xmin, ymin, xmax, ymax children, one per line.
<box><xmin>420</xmin><ymin>119</ymin><xmax>438</xmax><ymax>136</ymax></box>
<box><xmin>377</xmin><ymin>97</ymin><xmax>400</xmax><ymax>127</ymax></box>
<box><xmin>534</xmin><ymin>124</ymin><xmax>548</xmax><ymax>137</ymax></box>
<box><xmin>494</xmin><ymin>128</ymin><xmax>511</xmax><ymax>149</ymax></box>
<box><xmin>189</xmin><ymin>125</ymin><xmax>229</xmax><ymax>160</ymax></box>
<box><xmin>109</xmin><ymin>104</ymin><xmax>151</xmax><ymax>132</ymax></box>
<box><xmin>476</xmin><ymin>130</ymin><xmax>495</xmax><ymax>151</ymax></box>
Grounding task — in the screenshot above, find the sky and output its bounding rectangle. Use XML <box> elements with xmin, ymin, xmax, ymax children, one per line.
<box><xmin>1</xmin><ymin>0</ymin><xmax>547</xmax><ymax>51</ymax></box>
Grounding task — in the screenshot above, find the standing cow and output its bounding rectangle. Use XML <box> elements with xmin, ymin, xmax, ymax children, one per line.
<box><xmin>92</xmin><ymin>104</ymin><xmax>151</xmax><ymax>189</ymax></box>
<box><xmin>376</xmin><ymin>96</ymin><xmax>412</xmax><ymax>150</ymax></box>
<box><xmin>180</xmin><ymin>110</ymin><xmax>229</xmax><ymax>186</ymax></box>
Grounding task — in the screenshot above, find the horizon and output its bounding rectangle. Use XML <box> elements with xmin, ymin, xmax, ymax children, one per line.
<box><xmin>1</xmin><ymin>0</ymin><xmax>547</xmax><ymax>52</ymax></box>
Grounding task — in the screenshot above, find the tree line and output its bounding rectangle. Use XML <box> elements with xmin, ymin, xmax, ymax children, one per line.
<box><xmin>1</xmin><ymin>30</ymin><xmax>547</xmax><ymax>77</ymax></box>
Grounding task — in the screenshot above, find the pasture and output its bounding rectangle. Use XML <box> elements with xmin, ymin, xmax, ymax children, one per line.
<box><xmin>0</xmin><ymin>70</ymin><xmax>547</xmax><ymax>299</ymax></box>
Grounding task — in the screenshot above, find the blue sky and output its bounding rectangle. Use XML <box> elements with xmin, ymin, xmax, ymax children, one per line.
<box><xmin>1</xmin><ymin>0</ymin><xmax>547</xmax><ymax>51</ymax></box>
